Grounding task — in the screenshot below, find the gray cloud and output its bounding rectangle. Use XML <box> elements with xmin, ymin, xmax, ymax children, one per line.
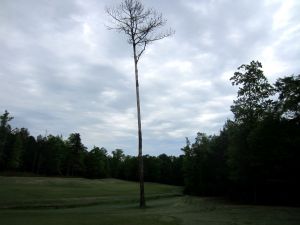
<box><xmin>1</xmin><ymin>0</ymin><xmax>299</xmax><ymax>155</ymax></box>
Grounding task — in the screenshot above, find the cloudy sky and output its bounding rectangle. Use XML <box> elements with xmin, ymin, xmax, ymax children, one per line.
<box><xmin>1</xmin><ymin>0</ymin><xmax>299</xmax><ymax>155</ymax></box>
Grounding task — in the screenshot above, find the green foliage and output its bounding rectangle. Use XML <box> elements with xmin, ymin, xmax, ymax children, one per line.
<box><xmin>0</xmin><ymin>110</ymin><xmax>13</xmax><ymax>169</ymax></box>
<box><xmin>230</xmin><ymin>60</ymin><xmax>274</xmax><ymax>124</ymax></box>
<box><xmin>0</xmin><ymin>110</ymin><xmax>13</xmax><ymax>129</ymax></box>
<box><xmin>0</xmin><ymin>111</ymin><xmax>184</xmax><ymax>185</ymax></box>
<box><xmin>43</xmin><ymin>135</ymin><xmax>66</xmax><ymax>175</ymax></box>
<box><xmin>86</xmin><ymin>147</ymin><xmax>109</xmax><ymax>178</ymax></box>
<box><xmin>122</xmin><ymin>155</ymin><xmax>138</xmax><ymax>180</ymax></box>
<box><xmin>182</xmin><ymin>133</ymin><xmax>227</xmax><ymax>196</ymax></box>
<box><xmin>142</xmin><ymin>154</ymin><xmax>183</xmax><ymax>185</ymax></box>
<box><xmin>275</xmin><ymin>74</ymin><xmax>300</xmax><ymax>120</ymax></box>
<box><xmin>226</xmin><ymin>62</ymin><xmax>300</xmax><ymax>203</ymax></box>
<box><xmin>66</xmin><ymin>133</ymin><xmax>87</xmax><ymax>176</ymax></box>
<box><xmin>144</xmin><ymin>155</ymin><xmax>161</xmax><ymax>182</ymax></box>
<box><xmin>7</xmin><ymin>135</ymin><xmax>22</xmax><ymax>169</ymax></box>
<box><xmin>110</xmin><ymin>149</ymin><xmax>125</xmax><ymax>178</ymax></box>
<box><xmin>181</xmin><ymin>61</ymin><xmax>300</xmax><ymax>205</ymax></box>
<box><xmin>21</xmin><ymin>135</ymin><xmax>37</xmax><ymax>172</ymax></box>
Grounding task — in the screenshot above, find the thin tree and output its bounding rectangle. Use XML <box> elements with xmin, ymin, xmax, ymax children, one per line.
<box><xmin>106</xmin><ymin>0</ymin><xmax>173</xmax><ymax>207</ymax></box>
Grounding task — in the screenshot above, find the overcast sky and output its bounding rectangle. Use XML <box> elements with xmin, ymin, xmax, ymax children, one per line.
<box><xmin>1</xmin><ymin>0</ymin><xmax>299</xmax><ymax>155</ymax></box>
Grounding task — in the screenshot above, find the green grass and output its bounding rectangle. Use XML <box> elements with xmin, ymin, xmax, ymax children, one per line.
<box><xmin>0</xmin><ymin>177</ymin><xmax>181</xmax><ymax>209</ymax></box>
<box><xmin>1</xmin><ymin>176</ymin><xmax>300</xmax><ymax>225</ymax></box>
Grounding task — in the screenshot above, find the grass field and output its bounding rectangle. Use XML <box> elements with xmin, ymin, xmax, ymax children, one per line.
<box><xmin>0</xmin><ymin>176</ymin><xmax>300</xmax><ymax>225</ymax></box>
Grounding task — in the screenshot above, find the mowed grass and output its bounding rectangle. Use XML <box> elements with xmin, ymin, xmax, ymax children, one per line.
<box><xmin>0</xmin><ymin>176</ymin><xmax>181</xmax><ymax>208</ymax></box>
<box><xmin>1</xmin><ymin>176</ymin><xmax>300</xmax><ymax>225</ymax></box>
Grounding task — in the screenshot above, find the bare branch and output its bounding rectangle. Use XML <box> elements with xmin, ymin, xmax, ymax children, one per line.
<box><xmin>105</xmin><ymin>0</ymin><xmax>173</xmax><ymax>209</ymax></box>
<box><xmin>136</xmin><ymin>41</ymin><xmax>147</xmax><ymax>62</ymax></box>
<box><xmin>106</xmin><ymin>0</ymin><xmax>174</xmax><ymax>59</ymax></box>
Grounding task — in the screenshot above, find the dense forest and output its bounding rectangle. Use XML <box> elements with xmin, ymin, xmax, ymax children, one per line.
<box><xmin>0</xmin><ymin>61</ymin><xmax>299</xmax><ymax>205</ymax></box>
<box><xmin>0</xmin><ymin>113</ymin><xmax>184</xmax><ymax>185</ymax></box>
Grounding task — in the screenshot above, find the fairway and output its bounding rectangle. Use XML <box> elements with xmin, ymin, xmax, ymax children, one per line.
<box><xmin>1</xmin><ymin>177</ymin><xmax>300</xmax><ymax>225</ymax></box>
<box><xmin>0</xmin><ymin>176</ymin><xmax>181</xmax><ymax>209</ymax></box>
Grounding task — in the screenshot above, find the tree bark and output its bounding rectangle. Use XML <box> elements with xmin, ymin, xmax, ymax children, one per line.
<box><xmin>133</xmin><ymin>43</ymin><xmax>145</xmax><ymax>208</ymax></box>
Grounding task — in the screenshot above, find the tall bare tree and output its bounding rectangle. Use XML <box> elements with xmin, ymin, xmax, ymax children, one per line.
<box><xmin>106</xmin><ymin>0</ymin><xmax>173</xmax><ymax>207</ymax></box>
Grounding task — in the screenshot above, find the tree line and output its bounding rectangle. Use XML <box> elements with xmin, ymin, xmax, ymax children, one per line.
<box><xmin>182</xmin><ymin>61</ymin><xmax>300</xmax><ymax>205</ymax></box>
<box><xmin>1</xmin><ymin>60</ymin><xmax>299</xmax><ymax>205</ymax></box>
<box><xmin>0</xmin><ymin>114</ymin><xmax>183</xmax><ymax>185</ymax></box>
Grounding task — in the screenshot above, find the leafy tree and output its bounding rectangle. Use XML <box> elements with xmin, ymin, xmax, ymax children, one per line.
<box><xmin>169</xmin><ymin>155</ymin><xmax>184</xmax><ymax>186</ymax></box>
<box><xmin>7</xmin><ymin>134</ymin><xmax>22</xmax><ymax>170</ymax></box>
<box><xmin>230</xmin><ymin>61</ymin><xmax>274</xmax><ymax>124</ymax></box>
<box><xmin>106</xmin><ymin>0</ymin><xmax>173</xmax><ymax>207</ymax></box>
<box><xmin>226</xmin><ymin>62</ymin><xmax>300</xmax><ymax>204</ymax></box>
<box><xmin>182</xmin><ymin>132</ymin><xmax>228</xmax><ymax>195</ymax></box>
<box><xmin>122</xmin><ymin>155</ymin><xmax>138</xmax><ymax>181</ymax></box>
<box><xmin>32</xmin><ymin>135</ymin><xmax>43</xmax><ymax>174</ymax></box>
<box><xmin>22</xmin><ymin>135</ymin><xmax>37</xmax><ymax>172</ymax></box>
<box><xmin>182</xmin><ymin>137</ymin><xmax>194</xmax><ymax>193</ymax></box>
<box><xmin>110</xmin><ymin>149</ymin><xmax>125</xmax><ymax>178</ymax></box>
<box><xmin>227</xmin><ymin>61</ymin><xmax>274</xmax><ymax>202</ymax></box>
<box><xmin>182</xmin><ymin>133</ymin><xmax>209</xmax><ymax>195</ymax></box>
<box><xmin>43</xmin><ymin>135</ymin><xmax>66</xmax><ymax>175</ymax></box>
<box><xmin>86</xmin><ymin>146</ymin><xmax>109</xmax><ymax>178</ymax></box>
<box><xmin>143</xmin><ymin>155</ymin><xmax>160</xmax><ymax>182</ymax></box>
<box><xmin>226</xmin><ymin>120</ymin><xmax>257</xmax><ymax>201</ymax></box>
<box><xmin>0</xmin><ymin>110</ymin><xmax>13</xmax><ymax>129</ymax></box>
<box><xmin>6</xmin><ymin>128</ymin><xmax>29</xmax><ymax>170</ymax></box>
<box><xmin>66</xmin><ymin>133</ymin><xmax>86</xmax><ymax>176</ymax></box>
<box><xmin>206</xmin><ymin>131</ymin><xmax>228</xmax><ymax>195</ymax></box>
<box><xmin>0</xmin><ymin>110</ymin><xmax>13</xmax><ymax>170</ymax></box>
<box><xmin>275</xmin><ymin>74</ymin><xmax>300</xmax><ymax>121</ymax></box>
<box><xmin>192</xmin><ymin>133</ymin><xmax>213</xmax><ymax>195</ymax></box>
<box><xmin>158</xmin><ymin>154</ymin><xmax>173</xmax><ymax>184</ymax></box>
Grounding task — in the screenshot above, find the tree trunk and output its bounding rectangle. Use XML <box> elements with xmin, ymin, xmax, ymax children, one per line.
<box><xmin>133</xmin><ymin>44</ymin><xmax>145</xmax><ymax>208</ymax></box>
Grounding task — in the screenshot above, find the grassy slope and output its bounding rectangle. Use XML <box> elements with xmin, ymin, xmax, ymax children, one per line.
<box><xmin>0</xmin><ymin>176</ymin><xmax>300</xmax><ymax>225</ymax></box>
